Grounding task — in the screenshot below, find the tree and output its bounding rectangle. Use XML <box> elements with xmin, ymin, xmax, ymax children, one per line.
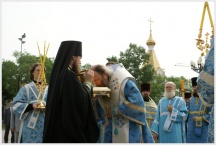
<box><xmin>14</xmin><ymin>51</ymin><xmax>38</xmax><ymax>87</ymax></box>
<box><xmin>149</xmin><ymin>74</ymin><xmax>167</xmax><ymax>104</ymax></box>
<box><xmin>118</xmin><ymin>43</ymin><xmax>154</xmax><ymax>87</ymax></box>
<box><xmin>106</xmin><ymin>56</ymin><xmax>118</xmax><ymax>64</ymax></box>
<box><xmin>2</xmin><ymin>60</ymin><xmax>19</xmax><ymax>105</ymax></box>
<box><xmin>43</xmin><ymin>56</ymin><xmax>55</xmax><ymax>83</ymax></box>
<box><xmin>81</xmin><ymin>63</ymin><xmax>91</xmax><ymax>70</ymax></box>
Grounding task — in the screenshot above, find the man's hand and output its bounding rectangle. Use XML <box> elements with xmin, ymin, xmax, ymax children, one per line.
<box><xmin>32</xmin><ymin>103</ymin><xmax>40</xmax><ymax>110</ymax></box>
<box><xmin>83</xmin><ymin>70</ymin><xmax>94</xmax><ymax>83</ymax></box>
<box><xmin>167</xmin><ymin>104</ymin><xmax>173</xmax><ymax>112</ymax></box>
<box><xmin>193</xmin><ymin>116</ymin><xmax>197</xmax><ymax>121</ymax></box>
<box><xmin>153</xmin><ymin>133</ymin><xmax>158</xmax><ymax>141</ymax></box>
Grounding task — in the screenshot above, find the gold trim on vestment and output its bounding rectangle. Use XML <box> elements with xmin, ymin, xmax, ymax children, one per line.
<box><xmin>196</xmin><ymin>116</ymin><xmax>203</xmax><ymax>127</ymax></box>
<box><xmin>146</xmin><ymin>111</ymin><xmax>156</xmax><ymax>114</ymax></box>
<box><xmin>200</xmin><ymin>71</ymin><xmax>214</xmax><ymax>87</ymax></box>
<box><xmin>197</xmin><ymin>92</ymin><xmax>212</xmax><ymax>107</ymax></box>
<box><xmin>145</xmin><ymin>104</ymin><xmax>157</xmax><ymax>108</ymax></box>
<box><xmin>101</xmin><ymin>117</ymin><xmax>109</xmax><ymax>143</ymax></box>
<box><xmin>118</xmin><ymin>111</ymin><xmax>145</xmax><ymax>126</ymax></box>
<box><xmin>203</xmin><ymin>116</ymin><xmax>210</xmax><ymax>124</ymax></box>
<box><xmin>196</xmin><ymin>97</ymin><xmax>199</xmax><ymax>105</ymax></box>
<box><xmin>145</xmin><ymin>98</ymin><xmax>157</xmax><ymax>108</ymax></box>
<box><xmin>140</xmin><ymin>125</ymin><xmax>144</xmax><ymax>143</ymax></box>
<box><xmin>124</xmin><ymin>100</ymin><xmax>146</xmax><ymax>113</ymax></box>
<box><xmin>188</xmin><ymin>111</ymin><xmax>205</xmax><ymax>114</ymax></box>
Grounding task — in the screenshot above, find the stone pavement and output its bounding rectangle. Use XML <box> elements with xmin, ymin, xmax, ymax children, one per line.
<box><xmin>2</xmin><ymin>130</ymin><xmax>12</xmax><ymax>143</ymax></box>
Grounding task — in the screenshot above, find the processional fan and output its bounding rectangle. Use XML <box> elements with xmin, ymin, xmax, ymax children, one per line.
<box><xmin>182</xmin><ymin>2</ymin><xmax>214</xmax><ymax>98</ymax></box>
<box><xmin>35</xmin><ymin>41</ymin><xmax>50</xmax><ymax>109</ymax></box>
<box><xmin>190</xmin><ymin>2</ymin><xmax>214</xmax><ymax>73</ymax></box>
<box><xmin>196</xmin><ymin>2</ymin><xmax>214</xmax><ymax>57</ymax></box>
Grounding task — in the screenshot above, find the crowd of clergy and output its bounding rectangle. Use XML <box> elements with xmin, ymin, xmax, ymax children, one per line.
<box><xmin>5</xmin><ymin>38</ymin><xmax>214</xmax><ymax>143</ymax></box>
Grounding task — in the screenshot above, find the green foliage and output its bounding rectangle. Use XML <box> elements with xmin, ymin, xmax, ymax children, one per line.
<box><xmin>118</xmin><ymin>43</ymin><xmax>154</xmax><ymax>87</ymax></box>
<box><xmin>106</xmin><ymin>56</ymin><xmax>118</xmax><ymax>63</ymax></box>
<box><xmin>81</xmin><ymin>63</ymin><xmax>91</xmax><ymax>70</ymax></box>
<box><xmin>44</xmin><ymin>57</ymin><xmax>55</xmax><ymax>83</ymax></box>
<box><xmin>15</xmin><ymin>51</ymin><xmax>38</xmax><ymax>84</ymax></box>
<box><xmin>2</xmin><ymin>60</ymin><xmax>19</xmax><ymax>105</ymax></box>
<box><xmin>149</xmin><ymin>75</ymin><xmax>167</xmax><ymax>104</ymax></box>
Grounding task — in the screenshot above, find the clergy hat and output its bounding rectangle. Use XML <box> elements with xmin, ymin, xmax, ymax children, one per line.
<box><xmin>184</xmin><ymin>92</ymin><xmax>192</xmax><ymax>98</ymax></box>
<box><xmin>73</xmin><ymin>41</ymin><xmax>82</xmax><ymax>57</ymax></box>
<box><xmin>141</xmin><ymin>83</ymin><xmax>150</xmax><ymax>92</ymax></box>
<box><xmin>191</xmin><ymin>77</ymin><xmax>197</xmax><ymax>87</ymax></box>
<box><xmin>61</xmin><ymin>41</ymin><xmax>82</xmax><ymax>57</ymax></box>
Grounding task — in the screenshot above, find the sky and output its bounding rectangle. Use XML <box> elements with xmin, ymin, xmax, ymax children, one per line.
<box><xmin>1</xmin><ymin>1</ymin><xmax>215</xmax><ymax>79</ymax></box>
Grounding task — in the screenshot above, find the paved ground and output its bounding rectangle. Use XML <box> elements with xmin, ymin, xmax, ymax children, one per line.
<box><xmin>2</xmin><ymin>130</ymin><xmax>12</xmax><ymax>143</ymax></box>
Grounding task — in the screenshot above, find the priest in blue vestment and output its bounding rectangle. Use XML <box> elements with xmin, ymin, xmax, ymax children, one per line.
<box><xmin>12</xmin><ymin>63</ymin><xmax>48</xmax><ymax>143</ymax></box>
<box><xmin>91</xmin><ymin>64</ymin><xmax>154</xmax><ymax>143</ymax></box>
<box><xmin>197</xmin><ymin>36</ymin><xmax>214</xmax><ymax>143</ymax></box>
<box><xmin>186</xmin><ymin>77</ymin><xmax>211</xmax><ymax>143</ymax></box>
<box><xmin>151</xmin><ymin>81</ymin><xmax>188</xmax><ymax>143</ymax></box>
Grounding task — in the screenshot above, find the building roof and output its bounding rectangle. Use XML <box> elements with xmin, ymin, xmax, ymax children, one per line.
<box><xmin>148</xmin><ymin>49</ymin><xmax>160</xmax><ymax>71</ymax></box>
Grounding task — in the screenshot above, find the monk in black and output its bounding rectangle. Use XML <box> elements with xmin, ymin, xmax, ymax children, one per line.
<box><xmin>43</xmin><ymin>41</ymin><xmax>99</xmax><ymax>143</ymax></box>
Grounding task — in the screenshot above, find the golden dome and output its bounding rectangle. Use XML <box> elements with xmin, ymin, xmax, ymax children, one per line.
<box><xmin>146</xmin><ymin>30</ymin><xmax>156</xmax><ymax>46</ymax></box>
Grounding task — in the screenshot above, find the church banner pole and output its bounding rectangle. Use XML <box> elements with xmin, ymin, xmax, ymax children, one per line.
<box><xmin>181</xmin><ymin>80</ymin><xmax>185</xmax><ymax>98</ymax></box>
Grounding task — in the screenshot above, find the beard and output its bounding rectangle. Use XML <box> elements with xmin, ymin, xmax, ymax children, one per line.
<box><xmin>193</xmin><ymin>92</ymin><xmax>199</xmax><ymax>97</ymax></box>
<box><xmin>143</xmin><ymin>94</ymin><xmax>150</xmax><ymax>102</ymax></box>
<box><xmin>72</xmin><ymin>60</ymin><xmax>80</xmax><ymax>74</ymax></box>
<box><xmin>164</xmin><ymin>90</ymin><xmax>176</xmax><ymax>99</ymax></box>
